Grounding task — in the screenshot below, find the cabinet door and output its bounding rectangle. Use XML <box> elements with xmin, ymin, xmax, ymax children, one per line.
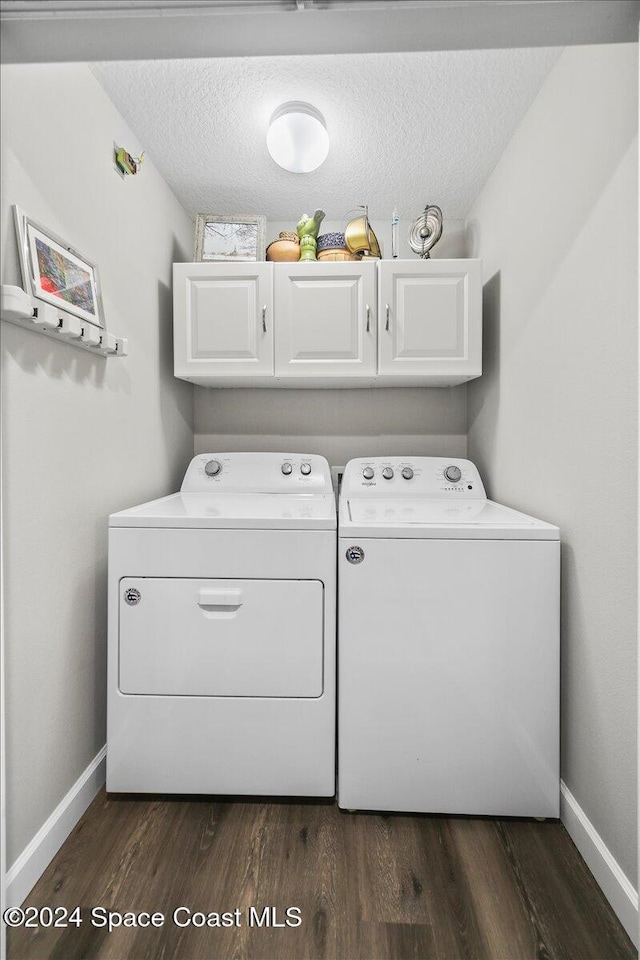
<box><xmin>378</xmin><ymin>260</ymin><xmax>482</xmax><ymax>381</ymax></box>
<box><xmin>173</xmin><ymin>262</ymin><xmax>274</xmax><ymax>382</ymax></box>
<box><xmin>275</xmin><ymin>262</ymin><xmax>376</xmax><ymax>379</ymax></box>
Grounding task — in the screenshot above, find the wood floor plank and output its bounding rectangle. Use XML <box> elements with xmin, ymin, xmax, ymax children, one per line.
<box><xmin>242</xmin><ymin>803</ymin><xmax>340</xmax><ymax>959</ymax></box>
<box><xmin>449</xmin><ymin>817</ymin><xmax>539</xmax><ymax>959</ymax></box>
<box><xmin>152</xmin><ymin>800</ymin><xmax>270</xmax><ymax>960</ymax></box>
<box><xmin>108</xmin><ymin>800</ymin><xmax>238</xmax><ymax>960</ymax></box>
<box><xmin>496</xmin><ymin>819</ymin><xmax>636</xmax><ymax>960</ymax></box>
<box><xmin>380</xmin><ymin>921</ymin><xmax>438</xmax><ymax>959</ymax></box>
<box><xmin>410</xmin><ymin>816</ymin><xmax>488</xmax><ymax>958</ymax></box>
<box><xmin>8</xmin><ymin>792</ymin><xmax>636</xmax><ymax>960</ymax></box>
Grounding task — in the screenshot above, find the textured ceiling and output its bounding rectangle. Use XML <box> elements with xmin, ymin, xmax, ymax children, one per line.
<box><xmin>93</xmin><ymin>46</ymin><xmax>560</xmax><ymax>221</ymax></box>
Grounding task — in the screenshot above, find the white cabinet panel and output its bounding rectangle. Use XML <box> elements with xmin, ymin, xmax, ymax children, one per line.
<box><xmin>378</xmin><ymin>260</ymin><xmax>481</xmax><ymax>379</ymax></box>
<box><xmin>173</xmin><ymin>262</ymin><xmax>273</xmax><ymax>380</ymax></box>
<box><xmin>190</xmin><ymin>281</ymin><xmax>258</xmax><ymax>358</ymax></box>
<box><xmin>275</xmin><ymin>262</ymin><xmax>376</xmax><ymax>378</ymax></box>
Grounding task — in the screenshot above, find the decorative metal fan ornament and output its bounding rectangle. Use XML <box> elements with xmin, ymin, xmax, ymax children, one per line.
<box><xmin>409</xmin><ymin>204</ymin><xmax>443</xmax><ymax>259</ymax></box>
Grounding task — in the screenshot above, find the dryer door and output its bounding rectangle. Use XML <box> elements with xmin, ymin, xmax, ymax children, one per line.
<box><xmin>119</xmin><ymin>577</ymin><xmax>323</xmax><ymax>697</ymax></box>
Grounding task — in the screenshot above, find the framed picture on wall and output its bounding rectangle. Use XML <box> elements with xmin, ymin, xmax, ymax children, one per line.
<box><xmin>13</xmin><ymin>206</ymin><xmax>106</xmax><ymax>329</ymax></box>
<box><xmin>194</xmin><ymin>213</ymin><xmax>266</xmax><ymax>262</ymax></box>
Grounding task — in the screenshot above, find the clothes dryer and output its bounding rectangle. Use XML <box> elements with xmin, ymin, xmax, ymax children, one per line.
<box><xmin>108</xmin><ymin>453</ymin><xmax>336</xmax><ymax>796</ymax></box>
<box><xmin>338</xmin><ymin>456</ymin><xmax>560</xmax><ymax>817</ymax></box>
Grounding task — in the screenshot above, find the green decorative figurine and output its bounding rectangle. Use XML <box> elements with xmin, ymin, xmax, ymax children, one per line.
<box><xmin>296</xmin><ymin>209</ymin><xmax>326</xmax><ymax>261</ymax></box>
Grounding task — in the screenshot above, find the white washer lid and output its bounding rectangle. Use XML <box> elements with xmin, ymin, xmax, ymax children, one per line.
<box><xmin>340</xmin><ymin>498</ymin><xmax>559</xmax><ymax>540</ymax></box>
<box><xmin>110</xmin><ymin>492</ymin><xmax>337</xmax><ymax>530</ymax></box>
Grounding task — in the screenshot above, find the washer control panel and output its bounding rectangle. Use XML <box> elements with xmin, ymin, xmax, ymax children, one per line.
<box><xmin>342</xmin><ymin>457</ymin><xmax>486</xmax><ymax>499</ymax></box>
<box><xmin>181</xmin><ymin>453</ymin><xmax>333</xmax><ymax>493</ymax></box>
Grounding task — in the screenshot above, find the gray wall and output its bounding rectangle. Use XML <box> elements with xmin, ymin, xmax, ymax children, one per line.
<box><xmin>195</xmin><ymin>386</ymin><xmax>466</xmax><ymax>466</ymax></box>
<box><xmin>1</xmin><ymin>63</ymin><xmax>194</xmax><ymax>865</ymax></box>
<box><xmin>466</xmin><ymin>44</ymin><xmax>638</xmax><ymax>882</ymax></box>
<box><xmin>195</xmin><ymin>219</ymin><xmax>468</xmax><ymax>465</ymax></box>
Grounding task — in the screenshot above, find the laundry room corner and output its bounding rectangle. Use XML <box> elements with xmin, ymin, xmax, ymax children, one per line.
<box><xmin>0</xmin><ymin>62</ymin><xmax>195</xmax><ymax>901</ymax></box>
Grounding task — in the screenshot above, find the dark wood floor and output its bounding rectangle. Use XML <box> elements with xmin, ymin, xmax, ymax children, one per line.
<box><xmin>9</xmin><ymin>791</ymin><xmax>635</xmax><ymax>960</ymax></box>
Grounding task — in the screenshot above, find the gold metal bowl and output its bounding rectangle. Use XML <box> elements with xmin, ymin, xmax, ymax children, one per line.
<box><xmin>345</xmin><ymin>215</ymin><xmax>381</xmax><ymax>258</ymax></box>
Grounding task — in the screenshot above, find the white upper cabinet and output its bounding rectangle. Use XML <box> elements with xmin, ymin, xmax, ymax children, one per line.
<box><xmin>173</xmin><ymin>262</ymin><xmax>274</xmax><ymax>384</ymax></box>
<box><xmin>173</xmin><ymin>260</ymin><xmax>481</xmax><ymax>387</ymax></box>
<box><xmin>378</xmin><ymin>260</ymin><xmax>482</xmax><ymax>385</ymax></box>
<box><xmin>275</xmin><ymin>262</ymin><xmax>377</xmax><ymax>383</ymax></box>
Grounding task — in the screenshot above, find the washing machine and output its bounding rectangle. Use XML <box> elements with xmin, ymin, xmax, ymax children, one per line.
<box><xmin>107</xmin><ymin>452</ymin><xmax>336</xmax><ymax>796</ymax></box>
<box><xmin>338</xmin><ymin>456</ymin><xmax>560</xmax><ymax>817</ymax></box>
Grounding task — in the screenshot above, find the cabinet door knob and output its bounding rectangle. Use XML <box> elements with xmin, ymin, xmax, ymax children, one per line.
<box><xmin>366</xmin><ymin>303</ymin><xmax>371</xmax><ymax>333</ymax></box>
<box><xmin>385</xmin><ymin>303</ymin><xmax>390</xmax><ymax>331</ymax></box>
<box><xmin>262</xmin><ymin>304</ymin><xmax>267</xmax><ymax>333</ymax></box>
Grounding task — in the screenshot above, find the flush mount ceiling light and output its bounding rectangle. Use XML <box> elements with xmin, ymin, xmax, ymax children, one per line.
<box><xmin>267</xmin><ymin>101</ymin><xmax>329</xmax><ymax>174</ymax></box>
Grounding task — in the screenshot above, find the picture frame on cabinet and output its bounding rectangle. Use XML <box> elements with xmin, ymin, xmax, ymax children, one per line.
<box><xmin>194</xmin><ymin>213</ymin><xmax>266</xmax><ymax>262</ymax></box>
<box><xmin>13</xmin><ymin>206</ymin><xmax>106</xmax><ymax>329</ymax></box>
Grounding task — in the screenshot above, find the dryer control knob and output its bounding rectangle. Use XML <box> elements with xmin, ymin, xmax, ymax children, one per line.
<box><xmin>300</xmin><ymin>462</ymin><xmax>312</xmax><ymax>476</ymax></box>
<box><xmin>205</xmin><ymin>459</ymin><xmax>222</xmax><ymax>477</ymax></box>
<box><xmin>445</xmin><ymin>465</ymin><xmax>462</xmax><ymax>483</ymax></box>
<box><xmin>401</xmin><ymin>467</ymin><xmax>414</xmax><ymax>480</ymax></box>
<box><xmin>382</xmin><ymin>467</ymin><xmax>394</xmax><ymax>480</ymax></box>
<box><xmin>281</xmin><ymin>462</ymin><xmax>293</xmax><ymax>475</ymax></box>
<box><xmin>362</xmin><ymin>467</ymin><xmax>374</xmax><ymax>480</ymax></box>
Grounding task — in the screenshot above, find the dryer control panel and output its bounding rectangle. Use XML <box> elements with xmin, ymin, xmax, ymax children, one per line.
<box><xmin>340</xmin><ymin>457</ymin><xmax>487</xmax><ymax>499</ymax></box>
<box><xmin>181</xmin><ymin>452</ymin><xmax>333</xmax><ymax>494</ymax></box>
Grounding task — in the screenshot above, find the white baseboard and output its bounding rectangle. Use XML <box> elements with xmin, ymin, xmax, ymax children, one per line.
<box><xmin>560</xmin><ymin>780</ymin><xmax>638</xmax><ymax>948</ymax></box>
<box><xmin>6</xmin><ymin>746</ymin><xmax>106</xmax><ymax>909</ymax></box>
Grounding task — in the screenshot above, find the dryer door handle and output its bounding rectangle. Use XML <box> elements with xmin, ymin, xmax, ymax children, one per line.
<box><xmin>198</xmin><ymin>588</ymin><xmax>243</xmax><ymax>608</ymax></box>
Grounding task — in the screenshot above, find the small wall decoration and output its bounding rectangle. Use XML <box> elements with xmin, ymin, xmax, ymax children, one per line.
<box><xmin>13</xmin><ymin>206</ymin><xmax>105</xmax><ymax>329</ymax></box>
<box><xmin>194</xmin><ymin>214</ymin><xmax>266</xmax><ymax>262</ymax></box>
<box><xmin>114</xmin><ymin>144</ymin><xmax>144</xmax><ymax>178</ymax></box>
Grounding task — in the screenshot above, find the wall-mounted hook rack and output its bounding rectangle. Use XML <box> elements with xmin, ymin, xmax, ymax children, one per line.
<box><xmin>1</xmin><ymin>285</ymin><xmax>127</xmax><ymax>357</ymax></box>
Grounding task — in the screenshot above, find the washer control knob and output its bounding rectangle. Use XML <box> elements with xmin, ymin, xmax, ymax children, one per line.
<box><xmin>300</xmin><ymin>462</ymin><xmax>312</xmax><ymax>476</ymax></box>
<box><xmin>401</xmin><ymin>467</ymin><xmax>414</xmax><ymax>480</ymax></box>
<box><xmin>382</xmin><ymin>467</ymin><xmax>394</xmax><ymax>480</ymax></box>
<box><xmin>362</xmin><ymin>467</ymin><xmax>375</xmax><ymax>480</ymax></box>
<box><xmin>204</xmin><ymin>459</ymin><xmax>222</xmax><ymax>477</ymax></box>
<box><xmin>281</xmin><ymin>462</ymin><xmax>293</xmax><ymax>475</ymax></box>
<box><xmin>445</xmin><ymin>465</ymin><xmax>462</xmax><ymax>483</ymax></box>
